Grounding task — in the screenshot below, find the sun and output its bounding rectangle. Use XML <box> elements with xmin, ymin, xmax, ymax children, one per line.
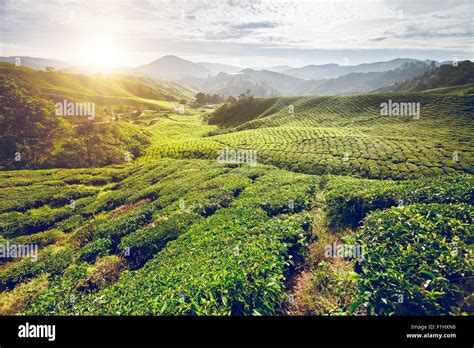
<box><xmin>82</xmin><ymin>38</ymin><xmax>122</xmax><ymax>71</ymax></box>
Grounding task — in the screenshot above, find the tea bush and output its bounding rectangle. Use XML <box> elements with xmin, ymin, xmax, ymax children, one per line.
<box><xmin>78</xmin><ymin>238</ymin><xmax>112</xmax><ymax>264</ymax></box>
<box><xmin>353</xmin><ymin>203</ymin><xmax>473</xmax><ymax>315</ymax></box>
<box><xmin>324</xmin><ymin>174</ymin><xmax>473</xmax><ymax>229</ymax></box>
<box><xmin>22</xmin><ymin>164</ymin><xmax>316</xmax><ymax>315</ymax></box>
<box><xmin>119</xmin><ymin>211</ymin><xmax>202</xmax><ymax>268</ymax></box>
<box><xmin>0</xmin><ymin>245</ymin><xmax>74</xmax><ymax>290</ymax></box>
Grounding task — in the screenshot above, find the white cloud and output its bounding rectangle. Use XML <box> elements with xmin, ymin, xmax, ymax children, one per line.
<box><xmin>0</xmin><ymin>0</ymin><xmax>472</xmax><ymax>66</ymax></box>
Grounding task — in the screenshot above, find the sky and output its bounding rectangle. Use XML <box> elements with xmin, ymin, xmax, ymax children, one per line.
<box><xmin>0</xmin><ymin>0</ymin><xmax>473</xmax><ymax>69</ymax></box>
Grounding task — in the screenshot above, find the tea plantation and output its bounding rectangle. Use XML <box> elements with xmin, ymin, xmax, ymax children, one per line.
<box><xmin>0</xmin><ymin>88</ymin><xmax>472</xmax><ymax>316</ymax></box>
<box><xmin>142</xmin><ymin>92</ymin><xmax>473</xmax><ymax>180</ymax></box>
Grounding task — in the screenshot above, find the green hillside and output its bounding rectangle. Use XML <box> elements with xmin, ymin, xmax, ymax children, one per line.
<box><xmin>375</xmin><ymin>60</ymin><xmax>474</xmax><ymax>93</ymax></box>
<box><xmin>0</xmin><ymin>159</ymin><xmax>316</xmax><ymax>315</ymax></box>
<box><xmin>0</xmin><ymin>62</ymin><xmax>196</xmax><ymax>108</ymax></box>
<box><xmin>0</xmin><ymin>65</ymin><xmax>472</xmax><ymax>317</ymax></box>
<box><xmin>0</xmin><ymin>160</ymin><xmax>471</xmax><ymax>316</ymax></box>
<box><xmin>0</xmin><ymin>63</ymin><xmax>198</xmax><ymax>169</ymax></box>
<box><xmin>142</xmin><ymin>93</ymin><xmax>473</xmax><ymax>179</ymax></box>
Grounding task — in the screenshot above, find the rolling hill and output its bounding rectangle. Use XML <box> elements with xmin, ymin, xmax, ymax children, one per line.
<box><xmin>0</xmin><ymin>56</ymin><xmax>71</xmax><ymax>70</ymax></box>
<box><xmin>282</xmin><ymin>58</ymin><xmax>423</xmax><ymax>80</ymax></box>
<box><xmin>0</xmin><ymin>60</ymin><xmax>472</xmax><ymax>317</ymax></box>
<box><xmin>0</xmin><ymin>62</ymin><xmax>196</xmax><ymax>107</ymax></box>
<box><xmin>375</xmin><ymin>60</ymin><xmax>474</xmax><ymax>93</ymax></box>
<box><xmin>141</xmin><ymin>89</ymin><xmax>473</xmax><ymax>180</ymax></box>
<box><xmin>0</xmin><ymin>82</ymin><xmax>472</xmax><ymax>317</ymax></box>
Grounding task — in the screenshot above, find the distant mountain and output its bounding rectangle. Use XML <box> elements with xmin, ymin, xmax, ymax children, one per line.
<box><xmin>7</xmin><ymin>55</ymin><xmax>450</xmax><ymax>98</ymax></box>
<box><xmin>188</xmin><ymin>61</ymin><xmax>432</xmax><ymax>97</ymax></box>
<box><xmin>283</xmin><ymin>58</ymin><xmax>420</xmax><ymax>80</ymax></box>
<box><xmin>375</xmin><ymin>60</ymin><xmax>474</xmax><ymax>93</ymax></box>
<box><xmin>258</xmin><ymin>65</ymin><xmax>294</xmax><ymax>73</ymax></box>
<box><xmin>196</xmin><ymin>62</ymin><xmax>242</xmax><ymax>75</ymax></box>
<box><xmin>300</xmin><ymin>61</ymin><xmax>432</xmax><ymax>95</ymax></box>
<box><xmin>0</xmin><ymin>56</ymin><xmax>71</xmax><ymax>70</ymax></box>
<box><xmin>136</xmin><ymin>55</ymin><xmax>210</xmax><ymax>80</ymax></box>
<box><xmin>187</xmin><ymin>71</ymin><xmax>280</xmax><ymax>97</ymax></box>
<box><xmin>239</xmin><ymin>69</ymin><xmax>307</xmax><ymax>95</ymax></box>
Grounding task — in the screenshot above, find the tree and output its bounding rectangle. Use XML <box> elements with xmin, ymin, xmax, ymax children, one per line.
<box><xmin>238</xmin><ymin>89</ymin><xmax>252</xmax><ymax>100</ymax></box>
<box><xmin>226</xmin><ymin>96</ymin><xmax>237</xmax><ymax>104</ymax></box>
<box><xmin>0</xmin><ymin>76</ymin><xmax>62</xmax><ymax>168</ymax></box>
<box><xmin>194</xmin><ymin>92</ymin><xmax>225</xmax><ymax>106</ymax></box>
<box><xmin>195</xmin><ymin>92</ymin><xmax>207</xmax><ymax>105</ymax></box>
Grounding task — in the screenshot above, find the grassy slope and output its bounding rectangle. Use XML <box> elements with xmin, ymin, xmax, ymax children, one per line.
<box><xmin>0</xmin><ymin>62</ymin><xmax>196</xmax><ymax>109</ymax></box>
<box><xmin>140</xmin><ymin>92</ymin><xmax>474</xmax><ymax>179</ymax></box>
<box><xmin>0</xmin><ymin>159</ymin><xmax>316</xmax><ymax>315</ymax></box>
<box><xmin>0</xmin><ymin>70</ymin><xmax>472</xmax><ymax>316</ymax></box>
<box><xmin>0</xmin><ymin>105</ymin><xmax>472</xmax><ymax>316</ymax></box>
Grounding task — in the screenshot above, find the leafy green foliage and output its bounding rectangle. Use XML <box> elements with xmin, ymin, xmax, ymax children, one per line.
<box><xmin>119</xmin><ymin>211</ymin><xmax>202</xmax><ymax>268</ymax></box>
<box><xmin>0</xmin><ymin>76</ymin><xmax>62</xmax><ymax>168</ymax></box>
<box><xmin>376</xmin><ymin>60</ymin><xmax>474</xmax><ymax>93</ymax></box>
<box><xmin>0</xmin><ymin>246</ymin><xmax>74</xmax><ymax>291</ymax></box>
<box><xmin>15</xmin><ymin>160</ymin><xmax>315</xmax><ymax>315</ymax></box>
<box><xmin>353</xmin><ymin>203</ymin><xmax>473</xmax><ymax>315</ymax></box>
<box><xmin>324</xmin><ymin>174</ymin><xmax>473</xmax><ymax>229</ymax></box>
<box><xmin>78</xmin><ymin>238</ymin><xmax>112</xmax><ymax>263</ymax></box>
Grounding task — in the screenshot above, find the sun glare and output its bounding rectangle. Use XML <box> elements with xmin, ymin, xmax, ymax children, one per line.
<box><xmin>81</xmin><ymin>38</ymin><xmax>123</xmax><ymax>71</ymax></box>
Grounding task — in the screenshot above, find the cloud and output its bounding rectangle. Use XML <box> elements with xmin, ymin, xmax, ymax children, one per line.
<box><xmin>0</xmin><ymin>0</ymin><xmax>472</xmax><ymax>67</ymax></box>
<box><xmin>231</xmin><ymin>21</ymin><xmax>281</xmax><ymax>30</ymax></box>
<box><xmin>370</xmin><ymin>37</ymin><xmax>388</xmax><ymax>42</ymax></box>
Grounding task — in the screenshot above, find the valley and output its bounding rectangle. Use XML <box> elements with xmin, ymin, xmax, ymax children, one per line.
<box><xmin>0</xmin><ymin>57</ymin><xmax>472</xmax><ymax>317</ymax></box>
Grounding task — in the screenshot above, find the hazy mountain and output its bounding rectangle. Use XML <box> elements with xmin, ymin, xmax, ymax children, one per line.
<box><xmin>187</xmin><ymin>71</ymin><xmax>281</xmax><ymax>97</ymax></box>
<box><xmin>300</xmin><ymin>61</ymin><xmax>432</xmax><ymax>95</ymax></box>
<box><xmin>239</xmin><ymin>69</ymin><xmax>307</xmax><ymax>95</ymax></box>
<box><xmin>257</xmin><ymin>65</ymin><xmax>294</xmax><ymax>73</ymax></box>
<box><xmin>375</xmin><ymin>60</ymin><xmax>474</xmax><ymax>93</ymax></box>
<box><xmin>283</xmin><ymin>58</ymin><xmax>421</xmax><ymax>80</ymax></box>
<box><xmin>188</xmin><ymin>61</ymin><xmax>433</xmax><ymax>97</ymax></box>
<box><xmin>0</xmin><ymin>56</ymin><xmax>71</xmax><ymax>70</ymax></box>
<box><xmin>136</xmin><ymin>55</ymin><xmax>210</xmax><ymax>80</ymax></box>
<box><xmin>5</xmin><ymin>55</ymin><xmax>449</xmax><ymax>98</ymax></box>
<box><xmin>196</xmin><ymin>62</ymin><xmax>242</xmax><ymax>75</ymax></box>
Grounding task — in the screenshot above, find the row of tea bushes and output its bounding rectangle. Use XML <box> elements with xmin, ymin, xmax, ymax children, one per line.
<box><xmin>28</xmin><ymin>210</ymin><xmax>312</xmax><ymax>316</ymax></box>
<box><xmin>0</xmin><ymin>245</ymin><xmax>74</xmax><ymax>291</ymax></box>
<box><xmin>323</xmin><ymin>174</ymin><xmax>473</xmax><ymax>229</ymax></box>
<box><xmin>23</xmin><ymin>166</ymin><xmax>316</xmax><ymax>315</ymax></box>
<box><xmin>352</xmin><ymin>203</ymin><xmax>472</xmax><ymax>315</ymax></box>
<box><xmin>0</xmin><ymin>184</ymin><xmax>99</xmax><ymax>213</ymax></box>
